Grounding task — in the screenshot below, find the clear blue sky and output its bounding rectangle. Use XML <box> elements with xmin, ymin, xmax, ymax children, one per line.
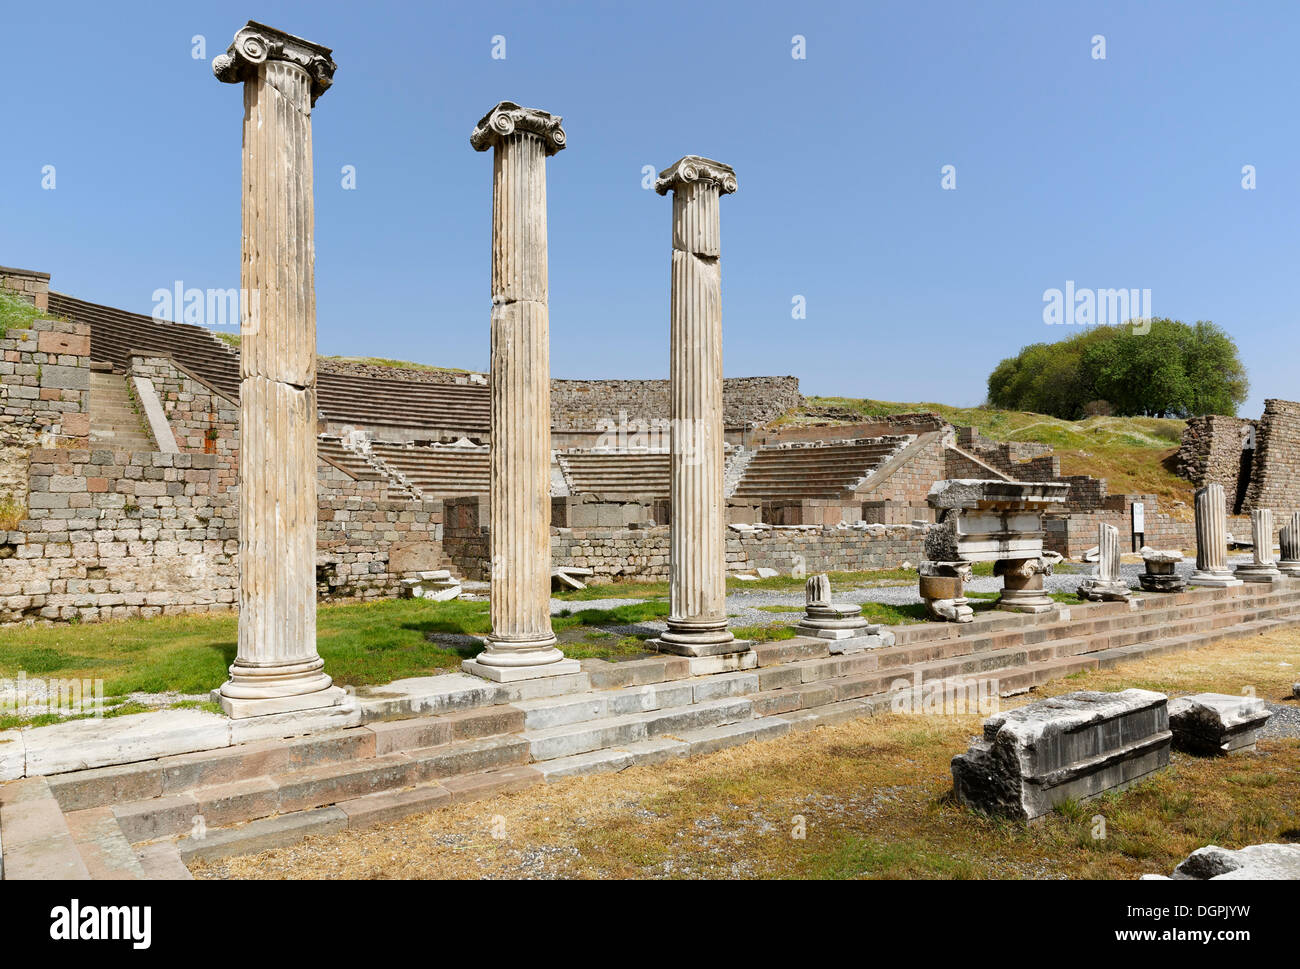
<box><xmin>3</xmin><ymin>0</ymin><xmax>1296</xmax><ymax>417</ymax></box>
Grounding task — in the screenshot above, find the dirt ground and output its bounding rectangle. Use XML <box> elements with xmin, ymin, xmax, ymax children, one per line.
<box><xmin>193</xmin><ymin>627</ymin><xmax>1300</xmax><ymax>880</ymax></box>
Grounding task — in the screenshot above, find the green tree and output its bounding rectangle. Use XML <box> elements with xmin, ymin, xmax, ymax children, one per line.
<box><xmin>986</xmin><ymin>319</ymin><xmax>1247</xmax><ymax>419</ymax></box>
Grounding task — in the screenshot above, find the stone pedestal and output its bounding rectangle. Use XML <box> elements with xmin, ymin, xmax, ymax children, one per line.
<box><xmin>1235</xmin><ymin>508</ymin><xmax>1283</xmax><ymax>583</ymax></box>
<box><xmin>650</xmin><ymin>157</ymin><xmax>749</xmax><ymax>659</ymax></box>
<box><xmin>212</xmin><ymin>22</ymin><xmax>344</xmax><ymax>718</ymax></box>
<box><xmin>1138</xmin><ymin>547</ymin><xmax>1187</xmax><ymax>593</ymax></box>
<box><xmin>795</xmin><ymin>574</ymin><xmax>894</xmax><ymax>652</ymax></box>
<box><xmin>995</xmin><ymin>556</ymin><xmax>1057</xmax><ymax>613</ymax></box>
<box><xmin>918</xmin><ymin>561</ymin><xmax>974</xmax><ymax>623</ymax></box>
<box><xmin>1280</xmin><ymin>512</ymin><xmax>1300</xmax><ymax>578</ymax></box>
<box><xmin>1079</xmin><ymin>522</ymin><xmax>1132</xmax><ymax>601</ymax></box>
<box><xmin>464</xmin><ymin>102</ymin><xmax>578</xmax><ymax>681</ymax></box>
<box><xmin>1189</xmin><ymin>483</ymin><xmax>1242</xmax><ymax>587</ymax></box>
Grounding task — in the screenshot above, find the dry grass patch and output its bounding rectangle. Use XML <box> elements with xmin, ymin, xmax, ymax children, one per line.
<box><xmin>194</xmin><ymin>627</ymin><xmax>1300</xmax><ymax>881</ymax></box>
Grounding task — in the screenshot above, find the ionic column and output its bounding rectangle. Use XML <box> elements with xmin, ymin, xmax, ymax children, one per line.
<box><xmin>212</xmin><ymin>23</ymin><xmax>344</xmax><ymax>718</ymax></box>
<box><xmin>653</xmin><ymin>157</ymin><xmax>747</xmax><ymax>658</ymax></box>
<box><xmin>463</xmin><ymin>102</ymin><xmax>577</xmax><ymax>681</ymax></box>
<box><xmin>1279</xmin><ymin>512</ymin><xmax>1300</xmax><ymax>577</ymax></box>
<box><xmin>1190</xmin><ymin>482</ymin><xmax>1242</xmax><ymax>587</ymax></box>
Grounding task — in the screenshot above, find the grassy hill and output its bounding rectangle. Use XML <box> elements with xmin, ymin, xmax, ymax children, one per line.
<box><xmin>797</xmin><ymin>396</ymin><xmax>1193</xmax><ymax>511</ymax></box>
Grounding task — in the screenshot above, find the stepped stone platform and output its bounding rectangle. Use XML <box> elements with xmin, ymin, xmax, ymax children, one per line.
<box><xmin>1</xmin><ymin>580</ymin><xmax>1298</xmax><ymax>878</ymax></box>
<box><xmin>732</xmin><ymin>437</ymin><xmax>909</xmax><ymax>499</ymax></box>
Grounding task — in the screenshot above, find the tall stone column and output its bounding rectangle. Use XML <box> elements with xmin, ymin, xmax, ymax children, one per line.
<box><xmin>1189</xmin><ymin>482</ymin><xmax>1242</xmax><ymax>587</ymax></box>
<box><xmin>1279</xmin><ymin>511</ymin><xmax>1300</xmax><ymax>577</ymax></box>
<box><xmin>1235</xmin><ymin>508</ymin><xmax>1282</xmax><ymax>582</ymax></box>
<box><xmin>213</xmin><ymin>23</ymin><xmax>344</xmax><ymax>717</ymax></box>
<box><xmin>463</xmin><ymin>102</ymin><xmax>578</xmax><ymax>682</ymax></box>
<box><xmin>652</xmin><ymin>157</ymin><xmax>749</xmax><ymax>659</ymax></box>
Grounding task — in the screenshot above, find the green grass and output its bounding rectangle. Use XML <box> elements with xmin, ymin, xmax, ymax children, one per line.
<box><xmin>0</xmin><ymin>597</ymin><xmax>677</xmax><ymax>704</ymax></box>
<box><xmin>0</xmin><ymin>291</ymin><xmax>43</xmax><ymax>340</ymax></box>
<box><xmin>322</xmin><ymin>355</ymin><xmax>472</xmax><ymax>374</ymax></box>
<box><xmin>798</xmin><ymin>396</ymin><xmax>1191</xmax><ymax>505</ymax></box>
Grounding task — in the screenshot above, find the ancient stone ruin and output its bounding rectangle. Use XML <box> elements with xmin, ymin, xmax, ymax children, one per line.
<box><xmin>1077</xmin><ymin>522</ymin><xmax>1131</xmax><ymax>601</ymax></box>
<box><xmin>795</xmin><ymin>573</ymin><xmax>894</xmax><ymax>652</ymax></box>
<box><xmin>1138</xmin><ymin>547</ymin><xmax>1187</xmax><ymax>593</ymax></box>
<box><xmin>1167</xmin><ymin>693</ymin><xmax>1271</xmax><ymax>755</ymax></box>
<box><xmin>951</xmin><ymin>689</ymin><xmax>1171</xmax><ymax>821</ymax></box>
<box><xmin>920</xmin><ymin>479</ymin><xmax>1067</xmax><ymax>621</ymax></box>
<box><xmin>1234</xmin><ymin>508</ymin><xmax>1283</xmax><ymax>584</ymax></box>
<box><xmin>211</xmin><ymin>22</ymin><xmax>344</xmax><ymax>719</ymax></box>
<box><xmin>1189</xmin><ymin>482</ymin><xmax>1242</xmax><ymax>587</ymax></box>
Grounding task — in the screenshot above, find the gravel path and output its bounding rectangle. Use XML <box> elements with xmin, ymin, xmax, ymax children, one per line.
<box><xmin>547</xmin><ymin>555</ymin><xmax>1264</xmax><ymax>632</ymax></box>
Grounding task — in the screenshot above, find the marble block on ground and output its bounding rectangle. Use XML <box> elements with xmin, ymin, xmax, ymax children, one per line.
<box><xmin>1146</xmin><ymin>843</ymin><xmax>1300</xmax><ymax>880</ymax></box>
<box><xmin>1167</xmin><ymin>693</ymin><xmax>1270</xmax><ymax>755</ymax></box>
<box><xmin>951</xmin><ymin>689</ymin><xmax>1170</xmax><ymax>821</ymax></box>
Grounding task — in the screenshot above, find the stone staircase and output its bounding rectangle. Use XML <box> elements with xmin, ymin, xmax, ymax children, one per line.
<box><xmin>368</xmin><ymin>442</ymin><xmax>490</xmax><ymax>497</ymax></box>
<box><xmin>88</xmin><ymin>370</ymin><xmax>154</xmax><ymax>451</ymax></box>
<box><xmin>731</xmin><ymin>437</ymin><xmax>910</xmax><ymax>498</ymax></box>
<box><xmin>557</xmin><ymin>451</ymin><xmax>671</xmax><ymax>498</ymax></box>
<box><xmin>3</xmin><ymin>581</ymin><xmax>1299</xmax><ymax>878</ymax></box>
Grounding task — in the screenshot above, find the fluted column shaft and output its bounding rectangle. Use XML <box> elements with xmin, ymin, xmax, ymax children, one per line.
<box><xmin>1195</xmin><ymin>483</ymin><xmax>1229</xmax><ymax>573</ymax></box>
<box><xmin>654</xmin><ymin>158</ymin><xmax>743</xmax><ymax>657</ymax></box>
<box><xmin>1099</xmin><ymin>523</ymin><xmax>1120</xmax><ymax>581</ymax></box>
<box><xmin>1279</xmin><ymin>512</ymin><xmax>1300</xmax><ymax>575</ymax></box>
<box><xmin>1190</xmin><ymin>481</ymin><xmax>1242</xmax><ymax>586</ymax></box>
<box><xmin>466</xmin><ymin>102</ymin><xmax>568</xmax><ymax>674</ymax></box>
<box><xmin>213</xmin><ymin>23</ymin><xmax>340</xmax><ymax>716</ymax></box>
<box><xmin>1250</xmin><ymin>509</ymin><xmax>1275</xmax><ymax>565</ymax></box>
<box><xmin>485</xmin><ymin>134</ymin><xmax>558</xmax><ymax>660</ymax></box>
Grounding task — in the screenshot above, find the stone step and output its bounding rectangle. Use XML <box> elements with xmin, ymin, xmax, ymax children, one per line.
<box><xmin>108</xmin><ymin>733</ymin><xmax>532</xmax><ymax>843</ymax></box>
<box><xmin>523</xmin><ymin>696</ymin><xmax>755</xmax><ymax>761</ymax></box>
<box><xmin>357</xmin><ymin>670</ymin><xmax>590</xmax><ymax>722</ymax></box>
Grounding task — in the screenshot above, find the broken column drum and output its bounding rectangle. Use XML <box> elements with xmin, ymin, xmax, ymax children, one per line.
<box><xmin>1234</xmin><ymin>508</ymin><xmax>1282</xmax><ymax>583</ymax></box>
<box><xmin>1078</xmin><ymin>522</ymin><xmax>1131</xmax><ymax>601</ymax></box>
<box><xmin>1189</xmin><ymin>482</ymin><xmax>1241</xmax><ymax>587</ymax></box>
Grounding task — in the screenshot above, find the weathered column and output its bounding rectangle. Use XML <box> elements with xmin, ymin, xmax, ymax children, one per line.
<box><xmin>1235</xmin><ymin>508</ymin><xmax>1282</xmax><ymax>582</ymax></box>
<box><xmin>1279</xmin><ymin>512</ymin><xmax>1300</xmax><ymax>577</ymax></box>
<box><xmin>213</xmin><ymin>23</ymin><xmax>344</xmax><ymax>717</ymax></box>
<box><xmin>652</xmin><ymin>157</ymin><xmax>749</xmax><ymax>660</ymax></box>
<box><xmin>1079</xmin><ymin>522</ymin><xmax>1131</xmax><ymax>600</ymax></box>
<box><xmin>1189</xmin><ymin>483</ymin><xmax>1242</xmax><ymax>587</ymax></box>
<box><xmin>463</xmin><ymin>102</ymin><xmax>577</xmax><ymax>681</ymax></box>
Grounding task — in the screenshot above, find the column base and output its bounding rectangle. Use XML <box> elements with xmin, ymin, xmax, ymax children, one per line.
<box><xmin>1078</xmin><ymin>579</ymin><xmax>1134</xmax><ymax>602</ymax></box>
<box><xmin>1279</xmin><ymin>562</ymin><xmax>1300</xmax><ymax>578</ymax></box>
<box><xmin>1189</xmin><ymin>570</ymin><xmax>1243</xmax><ymax>588</ymax></box>
<box><xmin>1139</xmin><ymin>573</ymin><xmax>1189</xmax><ymax>593</ymax></box>
<box><xmin>653</xmin><ymin>622</ymin><xmax>744</xmax><ymax>657</ymax></box>
<box><xmin>1234</xmin><ymin>565</ymin><xmax>1283</xmax><ymax>583</ymax></box>
<box><xmin>462</xmin><ymin>656</ymin><xmax>582</xmax><ymax>682</ymax></box>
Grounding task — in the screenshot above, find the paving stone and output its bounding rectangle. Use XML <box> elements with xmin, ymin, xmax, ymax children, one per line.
<box><xmin>338</xmin><ymin>784</ymin><xmax>452</xmax><ymax>828</ymax></box>
<box><xmin>178</xmin><ymin>807</ymin><xmax>349</xmax><ymax>863</ymax></box>
<box><xmin>113</xmin><ymin>792</ymin><xmax>199</xmax><ymax>843</ymax></box>
<box><xmin>47</xmin><ymin>760</ymin><xmax>164</xmax><ymax>812</ymax></box>
<box><xmin>134</xmin><ymin>841</ymin><xmax>194</xmax><ymax>880</ymax></box>
<box><xmin>64</xmin><ymin>806</ymin><xmax>145</xmax><ymax>880</ymax></box>
<box><xmin>678</xmin><ymin>717</ymin><xmax>791</xmax><ymax>757</ymax></box>
<box><xmin>407</xmin><ymin>735</ymin><xmax>531</xmax><ymax>781</ymax></box>
<box><xmin>440</xmin><ymin>765</ymin><xmax>543</xmax><ymax>804</ymax></box>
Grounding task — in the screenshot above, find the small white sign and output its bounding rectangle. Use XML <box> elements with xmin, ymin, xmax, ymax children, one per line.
<box><xmin>1132</xmin><ymin>502</ymin><xmax>1146</xmax><ymax>533</ymax></box>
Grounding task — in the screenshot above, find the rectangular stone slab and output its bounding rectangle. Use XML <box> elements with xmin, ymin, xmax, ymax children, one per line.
<box><xmin>1167</xmin><ymin>693</ymin><xmax>1271</xmax><ymax>755</ymax></box>
<box><xmin>951</xmin><ymin>689</ymin><xmax>1170</xmax><ymax>820</ymax></box>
